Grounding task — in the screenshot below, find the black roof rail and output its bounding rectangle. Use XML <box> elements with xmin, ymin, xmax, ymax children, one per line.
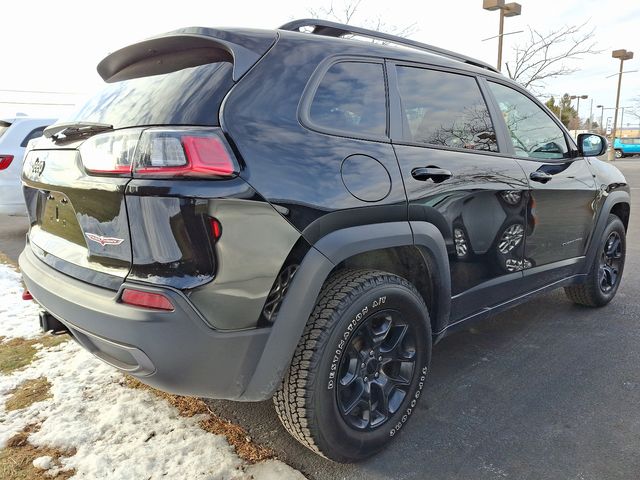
<box><xmin>279</xmin><ymin>18</ymin><xmax>499</xmax><ymax>73</ymax></box>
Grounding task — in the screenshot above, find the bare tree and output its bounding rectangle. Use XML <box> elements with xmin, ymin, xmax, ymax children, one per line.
<box><xmin>505</xmin><ymin>21</ymin><xmax>602</xmax><ymax>91</ymax></box>
<box><xmin>308</xmin><ymin>1</ymin><xmax>418</xmax><ymax>38</ymax></box>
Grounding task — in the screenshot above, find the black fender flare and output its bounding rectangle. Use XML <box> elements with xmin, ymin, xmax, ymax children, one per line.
<box><xmin>584</xmin><ymin>190</ymin><xmax>631</xmax><ymax>271</ymax></box>
<box><xmin>240</xmin><ymin>221</ymin><xmax>451</xmax><ymax>401</ymax></box>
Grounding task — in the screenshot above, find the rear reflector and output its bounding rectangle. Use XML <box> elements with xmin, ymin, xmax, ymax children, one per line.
<box><xmin>22</xmin><ymin>290</ymin><xmax>33</xmax><ymax>301</ymax></box>
<box><xmin>210</xmin><ymin>218</ymin><xmax>222</xmax><ymax>240</ymax></box>
<box><xmin>121</xmin><ymin>288</ymin><xmax>174</xmax><ymax>311</ymax></box>
<box><xmin>0</xmin><ymin>155</ymin><xmax>14</xmax><ymax>170</ymax></box>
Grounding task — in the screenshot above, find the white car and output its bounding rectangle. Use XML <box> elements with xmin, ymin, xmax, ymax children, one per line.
<box><xmin>0</xmin><ymin>117</ymin><xmax>56</xmax><ymax>215</ymax></box>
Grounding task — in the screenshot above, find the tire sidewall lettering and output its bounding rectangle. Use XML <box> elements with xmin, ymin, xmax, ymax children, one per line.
<box><xmin>327</xmin><ymin>295</ymin><xmax>386</xmax><ymax>390</ymax></box>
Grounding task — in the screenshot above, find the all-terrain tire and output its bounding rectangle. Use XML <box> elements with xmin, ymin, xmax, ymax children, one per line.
<box><xmin>273</xmin><ymin>269</ymin><xmax>432</xmax><ymax>462</ymax></box>
<box><xmin>564</xmin><ymin>214</ymin><xmax>626</xmax><ymax>307</ymax></box>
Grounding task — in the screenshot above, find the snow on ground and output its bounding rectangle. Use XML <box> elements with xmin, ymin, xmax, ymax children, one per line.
<box><xmin>0</xmin><ymin>263</ymin><xmax>306</xmax><ymax>479</ymax></box>
<box><xmin>0</xmin><ymin>264</ymin><xmax>42</xmax><ymax>340</ymax></box>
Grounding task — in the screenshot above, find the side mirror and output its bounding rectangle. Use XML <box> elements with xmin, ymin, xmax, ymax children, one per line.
<box><xmin>577</xmin><ymin>133</ymin><xmax>607</xmax><ymax>157</ymax></box>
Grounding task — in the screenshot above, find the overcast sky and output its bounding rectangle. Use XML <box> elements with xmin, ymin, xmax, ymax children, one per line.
<box><xmin>2</xmin><ymin>0</ymin><xmax>639</xmax><ymax>127</ymax></box>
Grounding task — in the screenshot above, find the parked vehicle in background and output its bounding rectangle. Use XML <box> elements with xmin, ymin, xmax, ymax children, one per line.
<box><xmin>19</xmin><ymin>19</ymin><xmax>630</xmax><ymax>462</ymax></box>
<box><xmin>614</xmin><ymin>137</ymin><xmax>640</xmax><ymax>158</ymax></box>
<box><xmin>0</xmin><ymin>117</ymin><xmax>55</xmax><ymax>215</ymax></box>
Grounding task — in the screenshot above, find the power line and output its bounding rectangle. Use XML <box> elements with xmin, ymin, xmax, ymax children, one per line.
<box><xmin>0</xmin><ymin>88</ymin><xmax>83</xmax><ymax>95</ymax></box>
<box><xmin>0</xmin><ymin>100</ymin><xmax>76</xmax><ymax>106</ymax></box>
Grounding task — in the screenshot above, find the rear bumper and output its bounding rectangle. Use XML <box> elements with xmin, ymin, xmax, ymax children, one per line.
<box><xmin>19</xmin><ymin>246</ymin><xmax>271</xmax><ymax>400</ymax></box>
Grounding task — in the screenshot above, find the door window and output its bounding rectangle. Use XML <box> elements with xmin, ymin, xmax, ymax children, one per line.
<box><xmin>395</xmin><ymin>66</ymin><xmax>498</xmax><ymax>152</ymax></box>
<box><xmin>309</xmin><ymin>61</ymin><xmax>387</xmax><ymax>137</ymax></box>
<box><xmin>488</xmin><ymin>82</ymin><xmax>569</xmax><ymax>160</ymax></box>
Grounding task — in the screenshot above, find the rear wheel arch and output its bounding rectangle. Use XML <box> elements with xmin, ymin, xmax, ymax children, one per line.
<box><xmin>329</xmin><ymin>245</ymin><xmax>437</xmax><ymax>335</ymax></box>
<box><xmin>240</xmin><ymin>221</ymin><xmax>451</xmax><ymax>401</ymax></box>
<box><xmin>315</xmin><ymin>221</ymin><xmax>451</xmax><ymax>335</ymax></box>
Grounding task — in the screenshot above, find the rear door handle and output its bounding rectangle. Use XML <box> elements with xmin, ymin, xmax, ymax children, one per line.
<box><xmin>411</xmin><ymin>166</ymin><xmax>453</xmax><ymax>183</ymax></box>
<box><xmin>529</xmin><ymin>171</ymin><xmax>553</xmax><ymax>183</ymax></box>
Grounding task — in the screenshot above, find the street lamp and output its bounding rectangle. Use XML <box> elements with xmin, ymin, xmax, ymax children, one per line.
<box><xmin>610</xmin><ymin>48</ymin><xmax>634</xmax><ymax>160</ymax></box>
<box><xmin>483</xmin><ymin>0</ymin><xmax>522</xmax><ymax>71</ymax></box>
<box><xmin>597</xmin><ymin>104</ymin><xmax>604</xmax><ymax>133</ymax></box>
<box><xmin>570</xmin><ymin>94</ymin><xmax>588</xmax><ymax>137</ymax></box>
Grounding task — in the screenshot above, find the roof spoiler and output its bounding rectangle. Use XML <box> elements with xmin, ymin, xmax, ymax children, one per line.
<box><xmin>97</xmin><ymin>27</ymin><xmax>277</xmax><ymax>83</ymax></box>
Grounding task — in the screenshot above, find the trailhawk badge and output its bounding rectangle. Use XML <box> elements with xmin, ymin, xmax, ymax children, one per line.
<box><xmin>85</xmin><ymin>233</ymin><xmax>125</xmax><ymax>246</ymax></box>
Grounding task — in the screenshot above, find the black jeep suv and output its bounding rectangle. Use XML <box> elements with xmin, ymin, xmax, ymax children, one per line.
<box><xmin>20</xmin><ymin>19</ymin><xmax>630</xmax><ymax>462</ymax></box>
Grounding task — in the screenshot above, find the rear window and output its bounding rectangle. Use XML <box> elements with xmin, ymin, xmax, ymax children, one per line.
<box><xmin>309</xmin><ymin>61</ymin><xmax>387</xmax><ymax>137</ymax></box>
<box><xmin>68</xmin><ymin>62</ymin><xmax>234</xmax><ymax>128</ymax></box>
<box><xmin>21</xmin><ymin>127</ymin><xmax>46</xmax><ymax>147</ymax></box>
<box><xmin>0</xmin><ymin>122</ymin><xmax>11</xmax><ymax>139</ymax></box>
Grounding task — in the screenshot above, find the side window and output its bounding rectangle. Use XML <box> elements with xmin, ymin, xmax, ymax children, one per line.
<box><xmin>309</xmin><ymin>61</ymin><xmax>386</xmax><ymax>137</ymax></box>
<box><xmin>21</xmin><ymin>127</ymin><xmax>46</xmax><ymax>147</ymax></box>
<box><xmin>395</xmin><ymin>66</ymin><xmax>498</xmax><ymax>152</ymax></box>
<box><xmin>487</xmin><ymin>82</ymin><xmax>569</xmax><ymax>160</ymax></box>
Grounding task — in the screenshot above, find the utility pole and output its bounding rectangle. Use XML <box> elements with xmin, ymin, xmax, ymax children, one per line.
<box><xmin>610</xmin><ymin>49</ymin><xmax>634</xmax><ymax>160</ymax></box>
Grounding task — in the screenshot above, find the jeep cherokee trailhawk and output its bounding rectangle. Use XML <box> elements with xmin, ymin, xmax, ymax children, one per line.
<box><xmin>20</xmin><ymin>19</ymin><xmax>630</xmax><ymax>462</ymax></box>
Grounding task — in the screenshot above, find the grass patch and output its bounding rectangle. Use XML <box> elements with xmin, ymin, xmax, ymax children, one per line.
<box><xmin>0</xmin><ymin>335</ymin><xmax>69</xmax><ymax>375</ymax></box>
<box><xmin>0</xmin><ymin>251</ymin><xmax>17</xmax><ymax>269</ymax></box>
<box><xmin>5</xmin><ymin>377</ymin><xmax>52</xmax><ymax>411</ymax></box>
<box><xmin>124</xmin><ymin>376</ymin><xmax>273</xmax><ymax>463</ymax></box>
<box><xmin>0</xmin><ymin>425</ymin><xmax>76</xmax><ymax>480</ymax></box>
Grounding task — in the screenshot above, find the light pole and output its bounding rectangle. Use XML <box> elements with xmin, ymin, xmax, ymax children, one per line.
<box><xmin>610</xmin><ymin>49</ymin><xmax>634</xmax><ymax>160</ymax></box>
<box><xmin>597</xmin><ymin>104</ymin><xmax>605</xmax><ymax>133</ymax></box>
<box><xmin>570</xmin><ymin>94</ymin><xmax>588</xmax><ymax>137</ymax></box>
<box><xmin>483</xmin><ymin>1</ymin><xmax>522</xmax><ymax>71</ymax></box>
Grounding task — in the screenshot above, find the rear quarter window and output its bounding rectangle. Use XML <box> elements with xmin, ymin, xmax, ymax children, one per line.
<box><xmin>308</xmin><ymin>61</ymin><xmax>387</xmax><ymax>137</ymax></box>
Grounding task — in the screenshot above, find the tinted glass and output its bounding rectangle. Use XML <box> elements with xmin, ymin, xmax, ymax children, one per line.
<box><xmin>488</xmin><ymin>82</ymin><xmax>569</xmax><ymax>160</ymax></box>
<box><xmin>310</xmin><ymin>62</ymin><xmax>386</xmax><ymax>136</ymax></box>
<box><xmin>0</xmin><ymin>123</ymin><xmax>10</xmax><ymax>139</ymax></box>
<box><xmin>21</xmin><ymin>127</ymin><xmax>46</xmax><ymax>147</ymax></box>
<box><xmin>68</xmin><ymin>62</ymin><xmax>234</xmax><ymax>128</ymax></box>
<box><xmin>396</xmin><ymin>67</ymin><xmax>498</xmax><ymax>152</ymax></box>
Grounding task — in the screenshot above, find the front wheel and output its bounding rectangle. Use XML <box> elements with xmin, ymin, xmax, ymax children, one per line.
<box><xmin>565</xmin><ymin>214</ymin><xmax>626</xmax><ymax>307</ymax></box>
<box><xmin>273</xmin><ymin>269</ymin><xmax>431</xmax><ymax>462</ymax></box>
<box><xmin>615</xmin><ymin>149</ymin><xmax>623</xmax><ymax>159</ymax></box>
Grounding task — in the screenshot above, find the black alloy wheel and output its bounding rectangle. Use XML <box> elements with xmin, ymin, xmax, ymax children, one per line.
<box><xmin>599</xmin><ymin>231</ymin><xmax>623</xmax><ymax>293</ymax></box>
<box><xmin>337</xmin><ymin>310</ymin><xmax>417</xmax><ymax>430</ymax></box>
<box><xmin>565</xmin><ymin>214</ymin><xmax>626</xmax><ymax>307</ymax></box>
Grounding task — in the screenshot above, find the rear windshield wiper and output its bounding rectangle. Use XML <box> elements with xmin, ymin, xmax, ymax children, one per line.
<box><xmin>44</xmin><ymin>122</ymin><xmax>113</xmax><ymax>143</ymax></box>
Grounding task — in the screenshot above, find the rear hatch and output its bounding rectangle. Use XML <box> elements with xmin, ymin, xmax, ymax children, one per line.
<box><xmin>22</xmin><ymin>27</ymin><xmax>276</xmax><ymax>291</ymax></box>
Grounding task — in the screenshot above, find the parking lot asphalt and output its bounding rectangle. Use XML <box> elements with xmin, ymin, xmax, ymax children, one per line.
<box><xmin>0</xmin><ymin>213</ymin><xmax>28</xmax><ymax>264</ymax></box>
<box><xmin>1</xmin><ymin>159</ymin><xmax>638</xmax><ymax>480</ymax></box>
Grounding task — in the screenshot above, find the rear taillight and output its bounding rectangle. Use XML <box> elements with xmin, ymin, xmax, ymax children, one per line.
<box><xmin>79</xmin><ymin>129</ymin><xmax>143</xmax><ymax>174</ymax></box>
<box><xmin>134</xmin><ymin>128</ymin><xmax>237</xmax><ymax>177</ymax></box>
<box><xmin>121</xmin><ymin>288</ymin><xmax>174</xmax><ymax>311</ymax></box>
<box><xmin>0</xmin><ymin>155</ymin><xmax>14</xmax><ymax>170</ymax></box>
<box><xmin>79</xmin><ymin>127</ymin><xmax>237</xmax><ymax>178</ymax></box>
